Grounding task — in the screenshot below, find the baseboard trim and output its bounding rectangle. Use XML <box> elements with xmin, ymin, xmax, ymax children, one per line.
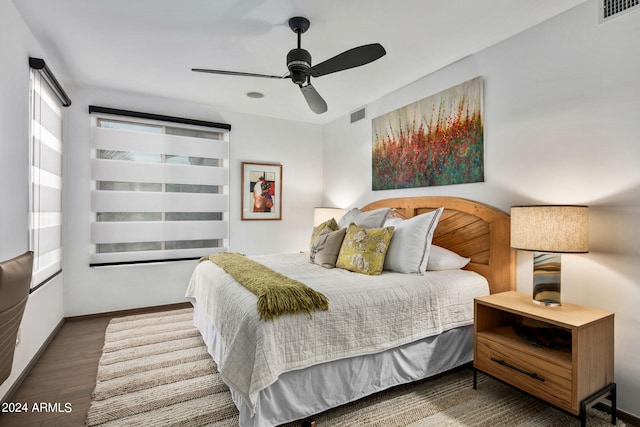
<box><xmin>1</xmin><ymin>317</ymin><xmax>65</xmax><ymax>404</ymax></box>
<box><xmin>595</xmin><ymin>401</ymin><xmax>640</xmax><ymax>427</ymax></box>
<box><xmin>64</xmin><ymin>302</ymin><xmax>192</xmax><ymax>321</ymax></box>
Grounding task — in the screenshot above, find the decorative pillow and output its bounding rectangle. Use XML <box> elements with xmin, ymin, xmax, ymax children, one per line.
<box><xmin>310</xmin><ymin>218</ymin><xmax>339</xmax><ymax>251</ymax></box>
<box><xmin>426</xmin><ymin>245</ymin><xmax>471</xmax><ymax>271</ymax></box>
<box><xmin>310</xmin><ymin>228</ymin><xmax>347</xmax><ymax>268</ymax></box>
<box><xmin>383</xmin><ymin>207</ymin><xmax>444</xmax><ymax>274</ymax></box>
<box><xmin>336</xmin><ymin>223</ymin><xmax>394</xmax><ymax>275</ymax></box>
<box><xmin>337</xmin><ymin>207</ymin><xmax>391</xmax><ymax>229</ymax></box>
<box><xmin>383</xmin><ymin>215</ymin><xmax>403</xmax><ymax>227</ymax></box>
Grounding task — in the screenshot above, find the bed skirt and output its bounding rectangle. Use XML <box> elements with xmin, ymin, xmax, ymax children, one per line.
<box><xmin>190</xmin><ymin>299</ymin><xmax>474</xmax><ymax>427</ymax></box>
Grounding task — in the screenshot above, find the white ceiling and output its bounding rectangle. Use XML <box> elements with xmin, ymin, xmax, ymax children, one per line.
<box><xmin>13</xmin><ymin>0</ymin><xmax>587</xmax><ymax>125</ymax></box>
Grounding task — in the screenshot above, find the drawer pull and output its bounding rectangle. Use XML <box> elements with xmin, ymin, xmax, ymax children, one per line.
<box><xmin>490</xmin><ymin>357</ymin><xmax>545</xmax><ymax>382</ymax></box>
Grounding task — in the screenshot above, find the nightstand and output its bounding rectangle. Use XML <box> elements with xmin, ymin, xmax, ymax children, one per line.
<box><xmin>473</xmin><ymin>291</ymin><xmax>615</xmax><ymax>427</ymax></box>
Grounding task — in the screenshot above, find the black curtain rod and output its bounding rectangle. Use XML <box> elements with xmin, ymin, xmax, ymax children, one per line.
<box><xmin>88</xmin><ymin>105</ymin><xmax>231</xmax><ymax>131</ymax></box>
<box><xmin>29</xmin><ymin>57</ymin><xmax>72</xmax><ymax>107</ymax></box>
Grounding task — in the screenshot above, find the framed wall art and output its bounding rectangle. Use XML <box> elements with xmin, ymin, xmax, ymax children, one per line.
<box><xmin>241</xmin><ymin>162</ymin><xmax>282</xmax><ymax>220</ymax></box>
<box><xmin>372</xmin><ymin>76</ymin><xmax>484</xmax><ymax>190</ymax></box>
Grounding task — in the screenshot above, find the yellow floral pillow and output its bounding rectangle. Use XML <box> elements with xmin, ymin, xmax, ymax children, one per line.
<box><xmin>336</xmin><ymin>223</ymin><xmax>395</xmax><ymax>275</ymax></box>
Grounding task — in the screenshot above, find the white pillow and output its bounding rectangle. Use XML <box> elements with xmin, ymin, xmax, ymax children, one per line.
<box><xmin>426</xmin><ymin>245</ymin><xmax>471</xmax><ymax>271</ymax></box>
<box><xmin>338</xmin><ymin>207</ymin><xmax>390</xmax><ymax>229</ymax></box>
<box><xmin>383</xmin><ymin>216</ymin><xmax>403</xmax><ymax>227</ymax></box>
<box><xmin>383</xmin><ymin>207</ymin><xmax>443</xmax><ymax>274</ymax></box>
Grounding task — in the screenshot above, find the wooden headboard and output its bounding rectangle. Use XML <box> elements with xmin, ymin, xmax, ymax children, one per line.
<box><xmin>361</xmin><ymin>196</ymin><xmax>515</xmax><ymax>294</ymax></box>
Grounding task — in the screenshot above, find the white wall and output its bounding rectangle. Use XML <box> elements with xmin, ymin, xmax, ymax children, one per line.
<box><xmin>228</xmin><ymin>114</ymin><xmax>324</xmax><ymax>255</ymax></box>
<box><xmin>0</xmin><ymin>1</ymin><xmax>64</xmax><ymax>401</ymax></box>
<box><xmin>63</xmin><ymin>88</ymin><xmax>323</xmax><ymax>316</ymax></box>
<box><xmin>323</xmin><ymin>0</ymin><xmax>640</xmax><ymax>417</ymax></box>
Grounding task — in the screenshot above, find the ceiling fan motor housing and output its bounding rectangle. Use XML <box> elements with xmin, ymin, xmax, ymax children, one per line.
<box><xmin>287</xmin><ymin>48</ymin><xmax>311</xmax><ymax>85</ymax></box>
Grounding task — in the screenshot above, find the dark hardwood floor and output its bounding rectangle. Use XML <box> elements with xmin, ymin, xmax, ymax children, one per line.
<box><xmin>0</xmin><ymin>304</ymin><xmax>189</xmax><ymax>427</ymax></box>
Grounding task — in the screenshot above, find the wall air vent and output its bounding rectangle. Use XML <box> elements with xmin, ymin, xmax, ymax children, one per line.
<box><xmin>350</xmin><ymin>107</ymin><xmax>366</xmax><ymax>124</ymax></box>
<box><xmin>599</xmin><ymin>0</ymin><xmax>639</xmax><ymax>23</ymax></box>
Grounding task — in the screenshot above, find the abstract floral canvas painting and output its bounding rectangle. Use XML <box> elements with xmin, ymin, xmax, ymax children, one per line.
<box><xmin>372</xmin><ymin>76</ymin><xmax>484</xmax><ymax>190</ymax></box>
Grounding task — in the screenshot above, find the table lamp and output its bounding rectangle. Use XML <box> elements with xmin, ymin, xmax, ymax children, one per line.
<box><xmin>510</xmin><ymin>205</ymin><xmax>589</xmax><ymax>306</ymax></box>
<box><xmin>313</xmin><ymin>207</ymin><xmax>346</xmax><ymax>227</ymax></box>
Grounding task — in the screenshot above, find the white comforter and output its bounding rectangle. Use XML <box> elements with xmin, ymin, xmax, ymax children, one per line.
<box><xmin>185</xmin><ymin>252</ymin><xmax>489</xmax><ymax>412</ymax></box>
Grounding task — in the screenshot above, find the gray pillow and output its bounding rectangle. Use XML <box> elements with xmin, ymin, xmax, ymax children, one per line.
<box><xmin>310</xmin><ymin>228</ymin><xmax>347</xmax><ymax>268</ymax></box>
<box><xmin>338</xmin><ymin>207</ymin><xmax>390</xmax><ymax>229</ymax></box>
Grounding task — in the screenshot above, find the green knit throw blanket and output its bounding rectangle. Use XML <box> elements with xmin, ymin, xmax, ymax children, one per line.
<box><xmin>200</xmin><ymin>253</ymin><xmax>329</xmax><ymax>320</ymax></box>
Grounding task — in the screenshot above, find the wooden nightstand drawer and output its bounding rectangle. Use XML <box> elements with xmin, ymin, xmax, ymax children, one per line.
<box><xmin>476</xmin><ymin>332</ymin><xmax>573</xmax><ymax>412</ymax></box>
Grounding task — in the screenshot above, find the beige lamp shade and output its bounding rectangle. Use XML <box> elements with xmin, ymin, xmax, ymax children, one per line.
<box><xmin>510</xmin><ymin>205</ymin><xmax>589</xmax><ymax>253</ymax></box>
<box><xmin>313</xmin><ymin>207</ymin><xmax>346</xmax><ymax>227</ymax></box>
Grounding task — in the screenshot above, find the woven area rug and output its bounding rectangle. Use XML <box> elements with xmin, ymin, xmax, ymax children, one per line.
<box><xmin>86</xmin><ymin>308</ymin><xmax>627</xmax><ymax>427</ymax></box>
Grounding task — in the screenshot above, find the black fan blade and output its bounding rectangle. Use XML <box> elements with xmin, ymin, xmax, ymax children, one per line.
<box><xmin>192</xmin><ymin>68</ymin><xmax>286</xmax><ymax>79</ymax></box>
<box><xmin>300</xmin><ymin>83</ymin><xmax>327</xmax><ymax>114</ymax></box>
<box><xmin>309</xmin><ymin>43</ymin><xmax>386</xmax><ymax>78</ymax></box>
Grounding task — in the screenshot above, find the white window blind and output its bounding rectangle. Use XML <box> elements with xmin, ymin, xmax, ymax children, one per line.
<box><xmin>89</xmin><ymin>108</ymin><xmax>230</xmax><ymax>265</ymax></box>
<box><xmin>29</xmin><ymin>69</ymin><xmax>64</xmax><ymax>288</ymax></box>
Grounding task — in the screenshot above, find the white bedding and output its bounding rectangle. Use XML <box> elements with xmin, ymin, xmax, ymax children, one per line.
<box><xmin>185</xmin><ymin>252</ymin><xmax>489</xmax><ymax>414</ymax></box>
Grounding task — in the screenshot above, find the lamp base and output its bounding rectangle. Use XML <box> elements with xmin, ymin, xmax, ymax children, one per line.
<box><xmin>532</xmin><ymin>252</ymin><xmax>561</xmax><ymax>307</ymax></box>
<box><xmin>532</xmin><ymin>298</ymin><xmax>561</xmax><ymax>307</ymax></box>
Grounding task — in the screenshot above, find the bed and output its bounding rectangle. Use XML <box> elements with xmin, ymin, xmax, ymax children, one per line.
<box><xmin>186</xmin><ymin>196</ymin><xmax>515</xmax><ymax>426</ymax></box>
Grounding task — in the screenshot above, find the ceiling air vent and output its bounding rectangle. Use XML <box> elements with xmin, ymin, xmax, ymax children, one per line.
<box><xmin>599</xmin><ymin>0</ymin><xmax>639</xmax><ymax>23</ymax></box>
<box><xmin>350</xmin><ymin>107</ymin><xmax>366</xmax><ymax>124</ymax></box>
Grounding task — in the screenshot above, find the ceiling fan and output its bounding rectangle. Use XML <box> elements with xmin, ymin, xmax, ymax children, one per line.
<box><xmin>192</xmin><ymin>17</ymin><xmax>386</xmax><ymax>114</ymax></box>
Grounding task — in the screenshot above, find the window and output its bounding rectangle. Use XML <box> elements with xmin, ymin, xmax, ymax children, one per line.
<box><xmin>29</xmin><ymin>68</ymin><xmax>65</xmax><ymax>289</ymax></box>
<box><xmin>89</xmin><ymin>108</ymin><xmax>230</xmax><ymax>265</ymax></box>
